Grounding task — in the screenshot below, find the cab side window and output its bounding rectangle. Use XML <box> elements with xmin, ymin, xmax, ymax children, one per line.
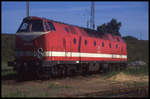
<box><xmin>47</xmin><ymin>22</ymin><xmax>56</xmax><ymax>31</ymax></box>
<box><xmin>45</xmin><ymin>22</ymin><xmax>50</xmax><ymax>31</ymax></box>
<box><xmin>102</xmin><ymin>42</ymin><xmax>104</xmax><ymax>47</ymax></box>
<box><xmin>94</xmin><ymin>41</ymin><xmax>96</xmax><ymax>46</ymax></box>
<box><xmin>109</xmin><ymin>43</ymin><xmax>111</xmax><ymax>48</ymax></box>
<box><xmin>116</xmin><ymin>44</ymin><xmax>118</xmax><ymax>48</ymax></box>
<box><xmin>73</xmin><ymin>38</ymin><xmax>76</xmax><ymax>44</ymax></box>
<box><xmin>85</xmin><ymin>40</ymin><xmax>87</xmax><ymax>46</ymax></box>
<box><xmin>65</xmin><ymin>27</ymin><xmax>69</xmax><ymax>33</ymax></box>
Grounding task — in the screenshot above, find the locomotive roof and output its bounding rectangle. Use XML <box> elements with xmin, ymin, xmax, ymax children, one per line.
<box><xmin>43</xmin><ymin>17</ymin><xmax>101</xmax><ymax>34</ymax></box>
<box><xmin>24</xmin><ymin>16</ymin><xmax>121</xmax><ymax>39</ymax></box>
<box><xmin>24</xmin><ymin>16</ymin><xmax>102</xmax><ymax>33</ymax></box>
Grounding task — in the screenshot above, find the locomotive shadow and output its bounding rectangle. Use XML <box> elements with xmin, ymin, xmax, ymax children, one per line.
<box><xmin>2</xmin><ymin>73</ymin><xmax>17</xmax><ymax>81</ymax></box>
<box><xmin>2</xmin><ymin>70</ymin><xmax>101</xmax><ymax>83</ymax></box>
<box><xmin>2</xmin><ymin>69</ymin><xmax>17</xmax><ymax>80</ymax></box>
<box><xmin>2</xmin><ymin>70</ymin><xmax>40</xmax><ymax>83</ymax></box>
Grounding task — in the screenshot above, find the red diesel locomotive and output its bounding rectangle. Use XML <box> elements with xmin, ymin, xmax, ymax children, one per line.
<box><xmin>8</xmin><ymin>16</ymin><xmax>127</xmax><ymax>77</ymax></box>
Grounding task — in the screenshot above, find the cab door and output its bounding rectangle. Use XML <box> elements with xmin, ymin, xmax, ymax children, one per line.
<box><xmin>65</xmin><ymin>36</ymin><xmax>71</xmax><ymax>59</ymax></box>
<box><xmin>78</xmin><ymin>36</ymin><xmax>82</xmax><ymax>62</ymax></box>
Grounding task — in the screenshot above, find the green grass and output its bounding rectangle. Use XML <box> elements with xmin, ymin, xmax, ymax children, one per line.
<box><xmin>48</xmin><ymin>82</ymin><xmax>72</xmax><ymax>89</ymax></box>
<box><xmin>1</xmin><ymin>33</ymin><xmax>15</xmax><ymax>63</ymax></box>
<box><xmin>3</xmin><ymin>89</ymin><xmax>27</xmax><ymax>97</ymax></box>
<box><xmin>1</xmin><ymin>61</ymin><xmax>16</xmax><ymax>76</ymax></box>
<box><xmin>105</xmin><ymin>64</ymin><xmax>148</xmax><ymax>79</ymax></box>
<box><xmin>133</xmin><ymin>81</ymin><xmax>149</xmax><ymax>87</ymax></box>
<box><xmin>123</xmin><ymin>81</ymin><xmax>148</xmax><ymax>89</ymax></box>
<box><xmin>123</xmin><ymin>65</ymin><xmax>149</xmax><ymax>76</ymax></box>
<box><xmin>104</xmin><ymin>71</ymin><xmax>121</xmax><ymax>78</ymax></box>
<box><xmin>126</xmin><ymin>40</ymin><xmax>149</xmax><ymax>63</ymax></box>
<box><xmin>2</xmin><ymin>70</ymin><xmax>16</xmax><ymax>76</ymax></box>
<box><xmin>2</xmin><ymin>61</ymin><xmax>9</xmax><ymax>70</ymax></box>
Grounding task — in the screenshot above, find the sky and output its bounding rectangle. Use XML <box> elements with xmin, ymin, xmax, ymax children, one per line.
<box><xmin>1</xmin><ymin>1</ymin><xmax>149</xmax><ymax>40</ymax></box>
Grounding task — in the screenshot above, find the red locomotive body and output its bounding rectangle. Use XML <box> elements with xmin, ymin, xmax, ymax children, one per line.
<box><xmin>8</xmin><ymin>16</ymin><xmax>127</xmax><ymax>77</ymax></box>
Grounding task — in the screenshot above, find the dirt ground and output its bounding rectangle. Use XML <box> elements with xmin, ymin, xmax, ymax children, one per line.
<box><xmin>2</xmin><ymin>73</ymin><xmax>149</xmax><ymax>97</ymax></box>
<box><xmin>108</xmin><ymin>72</ymin><xmax>149</xmax><ymax>82</ymax></box>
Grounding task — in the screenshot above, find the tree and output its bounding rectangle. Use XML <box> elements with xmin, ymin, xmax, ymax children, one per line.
<box><xmin>97</xmin><ymin>18</ymin><xmax>122</xmax><ymax>36</ymax></box>
<box><xmin>122</xmin><ymin>36</ymin><xmax>138</xmax><ymax>41</ymax></box>
<box><xmin>97</xmin><ymin>23</ymin><xmax>107</xmax><ymax>34</ymax></box>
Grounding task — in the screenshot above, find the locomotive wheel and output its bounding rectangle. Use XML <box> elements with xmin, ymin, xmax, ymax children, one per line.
<box><xmin>114</xmin><ymin>65</ymin><xmax>118</xmax><ymax>71</ymax></box>
<box><xmin>94</xmin><ymin>63</ymin><xmax>100</xmax><ymax>73</ymax></box>
<box><xmin>101</xmin><ymin>64</ymin><xmax>108</xmax><ymax>73</ymax></box>
<box><xmin>57</xmin><ymin>66</ymin><xmax>61</xmax><ymax>78</ymax></box>
<box><xmin>111</xmin><ymin>64</ymin><xmax>115</xmax><ymax>72</ymax></box>
<box><xmin>66</xmin><ymin>65</ymin><xmax>76</xmax><ymax>77</ymax></box>
<box><xmin>62</xmin><ymin>66</ymin><xmax>67</xmax><ymax>77</ymax></box>
<box><xmin>57</xmin><ymin>65</ymin><xmax>66</xmax><ymax>78</ymax></box>
<box><xmin>88</xmin><ymin>63</ymin><xmax>95</xmax><ymax>74</ymax></box>
<box><xmin>81</xmin><ymin>64</ymin><xmax>89</xmax><ymax>76</ymax></box>
<box><xmin>108</xmin><ymin>64</ymin><xmax>112</xmax><ymax>72</ymax></box>
<box><xmin>36</xmin><ymin>70</ymin><xmax>44</xmax><ymax>80</ymax></box>
<box><xmin>36</xmin><ymin>66</ymin><xmax>52</xmax><ymax>80</ymax></box>
<box><xmin>120</xmin><ymin>63</ymin><xmax>127</xmax><ymax>70</ymax></box>
<box><xmin>67</xmin><ymin>68</ymin><xmax>73</xmax><ymax>76</ymax></box>
<box><xmin>98</xmin><ymin>64</ymin><xmax>103</xmax><ymax>73</ymax></box>
<box><xmin>114</xmin><ymin>64</ymin><xmax>118</xmax><ymax>72</ymax></box>
<box><xmin>66</xmin><ymin>68</ymin><xmax>71</xmax><ymax>76</ymax></box>
<box><xmin>51</xmin><ymin>66</ymin><xmax>58</xmax><ymax>78</ymax></box>
<box><xmin>117</xmin><ymin>64</ymin><xmax>121</xmax><ymax>71</ymax></box>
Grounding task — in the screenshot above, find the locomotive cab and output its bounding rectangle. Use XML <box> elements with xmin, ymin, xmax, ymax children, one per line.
<box><xmin>8</xmin><ymin>16</ymin><xmax>54</xmax><ymax>72</ymax></box>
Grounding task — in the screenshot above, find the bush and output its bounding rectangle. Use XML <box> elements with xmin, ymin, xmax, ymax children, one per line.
<box><xmin>1</xmin><ymin>33</ymin><xmax>15</xmax><ymax>62</ymax></box>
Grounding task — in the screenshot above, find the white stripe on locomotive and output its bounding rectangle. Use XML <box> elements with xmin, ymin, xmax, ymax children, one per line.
<box><xmin>16</xmin><ymin>51</ymin><xmax>127</xmax><ymax>59</ymax></box>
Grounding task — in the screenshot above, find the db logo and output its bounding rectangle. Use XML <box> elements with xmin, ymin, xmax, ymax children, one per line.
<box><xmin>34</xmin><ymin>48</ymin><xmax>44</xmax><ymax>59</ymax></box>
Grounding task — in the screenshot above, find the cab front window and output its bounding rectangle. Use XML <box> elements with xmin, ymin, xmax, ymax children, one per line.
<box><xmin>17</xmin><ymin>20</ymin><xmax>44</xmax><ymax>33</ymax></box>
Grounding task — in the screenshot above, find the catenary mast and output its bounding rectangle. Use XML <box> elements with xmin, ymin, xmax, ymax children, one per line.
<box><xmin>27</xmin><ymin>1</ymin><xmax>29</xmax><ymax>17</ymax></box>
<box><xmin>90</xmin><ymin>2</ymin><xmax>95</xmax><ymax>30</ymax></box>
